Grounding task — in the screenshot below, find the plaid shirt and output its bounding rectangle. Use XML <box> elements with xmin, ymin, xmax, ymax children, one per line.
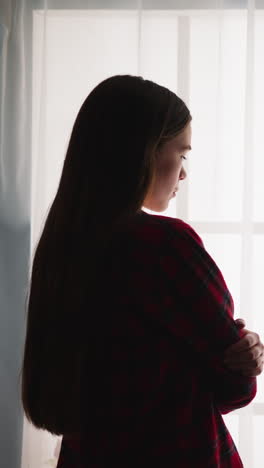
<box><xmin>56</xmin><ymin>211</ymin><xmax>256</xmax><ymax>468</ymax></box>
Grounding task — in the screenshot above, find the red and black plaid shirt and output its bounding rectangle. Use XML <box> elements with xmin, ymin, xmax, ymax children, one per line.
<box><xmin>56</xmin><ymin>211</ymin><xmax>256</xmax><ymax>467</ymax></box>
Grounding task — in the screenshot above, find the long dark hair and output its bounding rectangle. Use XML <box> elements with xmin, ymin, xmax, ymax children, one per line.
<box><xmin>21</xmin><ymin>74</ymin><xmax>191</xmax><ymax>435</ymax></box>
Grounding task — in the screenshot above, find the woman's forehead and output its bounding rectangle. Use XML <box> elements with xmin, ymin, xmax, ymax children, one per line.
<box><xmin>168</xmin><ymin>129</ymin><xmax>192</xmax><ymax>151</ymax></box>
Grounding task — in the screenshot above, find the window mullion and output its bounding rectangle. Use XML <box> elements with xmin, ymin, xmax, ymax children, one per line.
<box><xmin>176</xmin><ymin>15</ymin><xmax>191</xmax><ymax>221</ymax></box>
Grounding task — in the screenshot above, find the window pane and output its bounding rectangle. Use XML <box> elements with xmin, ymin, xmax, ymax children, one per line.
<box><xmin>222</xmin><ymin>414</ymin><xmax>239</xmax><ymax>449</ymax></box>
<box><xmin>189</xmin><ymin>13</ymin><xmax>246</xmax><ymax>221</ymax></box>
<box><xmin>200</xmin><ymin>234</ymin><xmax>241</xmax><ymax>316</ymax></box>
<box><xmin>253</xmin><ymin>14</ymin><xmax>264</xmax><ymax>221</ymax></box>
<box><xmin>252</xmin><ymin>236</ymin><xmax>264</xmax><ymax>403</ymax></box>
<box><xmin>140</xmin><ymin>11</ymin><xmax>179</xmax><ymax>91</ymax></box>
<box><xmin>253</xmin><ymin>416</ymin><xmax>264</xmax><ymax>468</ymax></box>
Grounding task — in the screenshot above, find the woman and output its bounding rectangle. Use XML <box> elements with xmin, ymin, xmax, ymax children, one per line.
<box><xmin>21</xmin><ymin>75</ymin><xmax>263</xmax><ymax>467</ymax></box>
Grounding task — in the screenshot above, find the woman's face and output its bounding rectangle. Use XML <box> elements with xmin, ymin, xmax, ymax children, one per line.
<box><xmin>143</xmin><ymin>122</ymin><xmax>192</xmax><ymax>212</ymax></box>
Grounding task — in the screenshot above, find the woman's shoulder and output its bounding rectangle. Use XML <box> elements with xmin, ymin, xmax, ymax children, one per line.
<box><xmin>115</xmin><ymin>211</ymin><xmax>204</xmax><ymax>250</ymax></box>
<box><xmin>135</xmin><ymin>211</ymin><xmax>203</xmax><ymax>246</ymax></box>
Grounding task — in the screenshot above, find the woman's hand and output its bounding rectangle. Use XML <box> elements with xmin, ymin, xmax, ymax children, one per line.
<box><xmin>222</xmin><ymin>319</ymin><xmax>264</xmax><ymax>377</ymax></box>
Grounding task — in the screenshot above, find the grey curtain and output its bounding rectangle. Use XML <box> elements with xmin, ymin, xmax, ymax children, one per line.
<box><xmin>0</xmin><ymin>1</ymin><xmax>33</xmax><ymax>467</ymax></box>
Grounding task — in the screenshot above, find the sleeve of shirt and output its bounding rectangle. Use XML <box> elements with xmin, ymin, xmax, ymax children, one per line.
<box><xmin>152</xmin><ymin>217</ymin><xmax>257</xmax><ymax>415</ymax></box>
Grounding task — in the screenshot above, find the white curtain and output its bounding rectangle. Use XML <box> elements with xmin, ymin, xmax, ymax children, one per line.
<box><xmin>1</xmin><ymin>1</ymin><xmax>263</xmax><ymax>467</ymax></box>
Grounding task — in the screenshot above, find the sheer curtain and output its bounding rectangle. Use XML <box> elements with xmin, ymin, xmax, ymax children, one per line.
<box><xmin>1</xmin><ymin>1</ymin><xmax>263</xmax><ymax>467</ymax></box>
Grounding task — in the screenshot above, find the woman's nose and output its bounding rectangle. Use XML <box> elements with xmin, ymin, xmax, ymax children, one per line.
<box><xmin>180</xmin><ymin>167</ymin><xmax>187</xmax><ymax>180</ymax></box>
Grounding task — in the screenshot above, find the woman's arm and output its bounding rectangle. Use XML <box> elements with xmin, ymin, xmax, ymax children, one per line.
<box><xmin>155</xmin><ymin>218</ymin><xmax>257</xmax><ymax>414</ymax></box>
